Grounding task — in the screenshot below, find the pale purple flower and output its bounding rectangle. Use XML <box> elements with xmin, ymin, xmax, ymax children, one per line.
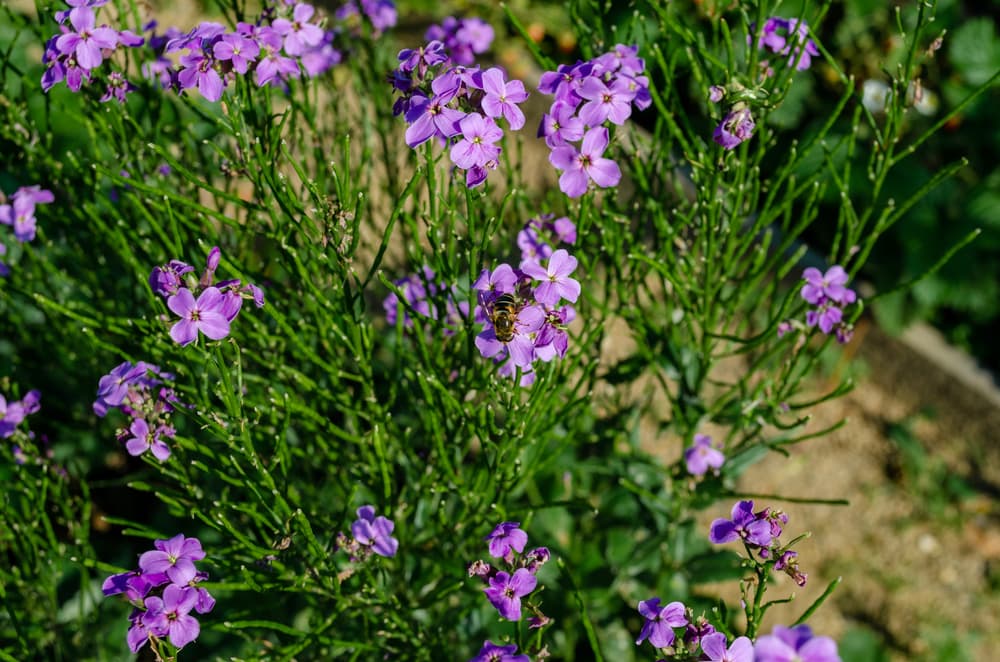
<box><xmin>754</xmin><ymin>624</ymin><xmax>841</xmax><ymax>662</ymax></box>
<box><xmin>714</xmin><ymin>107</ymin><xmax>755</xmax><ymax>149</ymax></box>
<box><xmin>549</xmin><ymin>127</ymin><xmax>621</xmax><ymax>198</ymax></box>
<box><xmin>709</xmin><ymin>500</ymin><xmax>773</xmax><ymax>547</ymax></box>
<box><xmin>635</xmin><ymin>597</ymin><xmax>687</xmax><ymax>648</ymax></box>
<box><xmin>521</xmin><ymin>249</ymin><xmax>580</xmax><ymax>306</ymax></box>
<box><xmin>469</xmin><ymin>640</ymin><xmax>529</xmax><ymax>662</ymax></box>
<box><xmin>481</xmin><ymin>67</ymin><xmax>528</xmax><ymax>130</ymax></box>
<box><xmin>149</xmin><ymin>260</ymin><xmax>194</xmax><ymax>297</ymax></box>
<box><xmin>177</xmin><ymin>51</ymin><xmax>224</xmax><ymax>102</ymax></box>
<box><xmin>806</xmin><ymin>303</ymin><xmax>842</xmax><ymax>334</ymax></box>
<box><xmin>538</xmin><ymin>100</ymin><xmax>585</xmax><ymax>148</ymax></box>
<box><xmin>472</xmin><ymin>263</ymin><xmax>518</xmax><ymax>296</ymax></box>
<box><xmin>450</xmin><ymin>113</ymin><xmax>503</xmax><ymax>169</ymax></box>
<box><xmin>273</xmin><ymin>3</ymin><xmax>324</xmax><ymax>56</ymax></box>
<box><xmin>55</xmin><ymin>8</ymin><xmax>118</xmax><ymax>71</ymax></box>
<box><xmin>684</xmin><ymin>434</ymin><xmax>725</xmax><ymax>475</ymax></box>
<box><xmin>702</xmin><ymin>633</ymin><xmax>754</xmax><ymax>662</ymax></box>
<box><xmin>139</xmin><ymin>534</ymin><xmax>206</xmax><ymax>585</ymax></box>
<box><xmin>124</xmin><ymin>418</ymin><xmax>171</xmax><ymax>461</ymax></box>
<box><xmin>709</xmin><ymin>85</ymin><xmax>725</xmax><ymax>103</ymax></box>
<box><xmin>484</xmin><ymin>568</ymin><xmax>537</xmax><ymax>621</ymax></box>
<box><xmin>578</xmin><ymin>76</ymin><xmax>635</xmax><ymax>126</ymax></box>
<box><xmin>167</xmin><ymin>286</ymin><xmax>231</xmax><ymax>346</ymax></box>
<box><xmin>351</xmin><ymin>505</ymin><xmax>399</xmax><ymax>557</ymax></box>
<box><xmin>213</xmin><ymin>32</ymin><xmax>260</xmax><ymax>74</ymax></box>
<box><xmin>517</xmin><ymin>226</ymin><xmax>552</xmax><ymax>265</ymax></box>
<box><xmin>0</xmin><ymin>186</ymin><xmax>53</xmax><ymax>243</ymax></box>
<box><xmin>255</xmin><ymin>27</ymin><xmax>300</xmax><ymax>87</ymax></box>
<box><xmin>405</xmin><ymin>93</ymin><xmax>465</xmax><ymax>147</ymax></box>
<box><xmin>455</xmin><ymin>18</ymin><xmax>494</xmax><ymax>55</ymax></box>
<box><xmin>142</xmin><ymin>585</ymin><xmax>201</xmax><ymax>649</ymax></box>
<box><xmin>102</xmin><ymin>568</ymin><xmax>168</xmax><ymax>601</ymax></box>
<box><xmin>475</xmin><ymin>303</ymin><xmax>545</xmax><ymax>367</ymax></box>
<box><xmin>485</xmin><ymin>521</ymin><xmax>527</xmax><ymax>560</ymax></box>
<box><xmin>800</xmin><ymin>266</ymin><xmax>854</xmax><ymax>305</ymax></box>
<box><xmin>99</xmin><ymin>71</ymin><xmax>136</xmax><ymax>103</ymax></box>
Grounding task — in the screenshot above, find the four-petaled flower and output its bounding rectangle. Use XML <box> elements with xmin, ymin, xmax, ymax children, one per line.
<box><xmin>351</xmin><ymin>505</ymin><xmax>399</xmax><ymax>557</ymax></box>
<box><xmin>450</xmin><ymin>113</ymin><xmax>503</xmax><ymax>170</ymax></box>
<box><xmin>481</xmin><ymin>67</ymin><xmax>528</xmax><ymax>130</ymax></box>
<box><xmin>754</xmin><ymin>624</ymin><xmax>842</xmax><ymax>662</ymax></box>
<box><xmin>548</xmin><ymin>127</ymin><xmax>622</xmax><ymax>198</ymax></box>
<box><xmin>142</xmin><ymin>584</ymin><xmax>201</xmax><ymax>649</ymax></box>
<box><xmin>124</xmin><ymin>417</ymin><xmax>171</xmax><ymax>461</ymax></box>
<box><xmin>521</xmin><ymin>249</ymin><xmax>581</xmax><ymax>307</ymax></box>
<box><xmin>635</xmin><ymin>597</ymin><xmax>687</xmax><ymax>648</ymax></box>
<box><xmin>684</xmin><ymin>433</ymin><xmax>725</xmax><ymax>476</ymax></box>
<box><xmin>709</xmin><ymin>500</ymin><xmax>773</xmax><ymax>547</ymax></box>
<box><xmin>702</xmin><ymin>632</ymin><xmax>754</xmax><ymax>662</ymax></box>
<box><xmin>139</xmin><ymin>534</ymin><xmax>207</xmax><ymax>585</ymax></box>
<box><xmin>167</xmin><ymin>286</ymin><xmax>231</xmax><ymax>346</ymax></box>
<box><xmin>484</xmin><ymin>568</ymin><xmax>537</xmax><ymax>621</ymax></box>
<box><xmin>485</xmin><ymin>521</ymin><xmax>528</xmax><ymax>560</ymax></box>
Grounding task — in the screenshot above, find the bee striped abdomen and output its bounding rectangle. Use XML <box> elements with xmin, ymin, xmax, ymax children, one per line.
<box><xmin>491</xmin><ymin>293</ymin><xmax>519</xmax><ymax>343</ymax></box>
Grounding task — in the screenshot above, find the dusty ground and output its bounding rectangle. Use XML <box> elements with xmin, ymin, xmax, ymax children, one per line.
<box><xmin>699</xmin><ymin>320</ymin><xmax>1000</xmax><ymax>661</ymax></box>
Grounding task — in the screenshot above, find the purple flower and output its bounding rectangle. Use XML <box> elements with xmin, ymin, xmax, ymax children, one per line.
<box><xmin>775</xmin><ymin>550</ymin><xmax>808</xmax><ymax>586</ymax></box>
<box><xmin>485</xmin><ymin>521</ymin><xmax>528</xmax><ymax>560</ymax></box>
<box><xmin>481</xmin><ymin>67</ymin><xmax>528</xmax><ymax>130</ymax></box>
<box><xmin>255</xmin><ymin>27</ymin><xmax>301</xmax><ymax>87</ymax></box>
<box><xmin>709</xmin><ymin>85</ymin><xmax>726</xmax><ymax>103</ymax></box>
<box><xmin>517</xmin><ymin>226</ymin><xmax>552</xmax><ymax>265</ymax></box>
<box><xmin>102</xmin><ymin>568</ymin><xmax>168</xmax><ymax>601</ymax></box>
<box><xmin>806</xmin><ymin>303</ymin><xmax>842</xmax><ymax>334</ymax></box>
<box><xmin>714</xmin><ymin>107</ymin><xmax>755</xmax><ymax>149</ymax></box>
<box><xmin>178</xmin><ymin>51</ymin><xmax>224</xmax><ymax>102</ymax></box>
<box><xmin>450</xmin><ymin>112</ymin><xmax>503</xmax><ymax>169</ymax></box>
<box><xmin>0</xmin><ymin>395</ymin><xmax>26</xmax><ymax>438</ymax></box>
<box><xmin>484</xmin><ymin>568</ymin><xmax>537</xmax><ymax>621</ymax></box>
<box><xmin>397</xmin><ymin>40</ymin><xmax>447</xmax><ymax>76</ymax></box>
<box><xmin>754</xmin><ymin>624</ymin><xmax>841</xmax><ymax>662</ymax></box>
<box><xmin>684</xmin><ymin>434</ymin><xmax>725</xmax><ymax>476</ymax></box>
<box><xmin>538</xmin><ymin>100</ymin><xmax>584</xmax><ymax>148</ymax></box>
<box><xmin>149</xmin><ymin>260</ymin><xmax>195</xmax><ymax>297</ymax></box>
<box><xmin>635</xmin><ymin>597</ymin><xmax>687</xmax><ymax>648</ymax></box>
<box><xmin>0</xmin><ymin>186</ymin><xmax>54</xmax><ymax>243</ymax></box>
<box><xmin>142</xmin><ymin>584</ymin><xmax>201</xmax><ymax>649</ymax></box>
<box><xmin>469</xmin><ymin>640</ymin><xmax>529</xmax><ymax>662</ymax></box>
<box><xmin>549</xmin><ymin>126</ymin><xmax>622</xmax><ymax>198</ymax></box>
<box><xmin>351</xmin><ymin>505</ymin><xmax>399</xmax><ymax>557</ymax></box>
<box><xmin>702</xmin><ymin>633</ymin><xmax>754</xmax><ymax>662</ymax></box>
<box><xmin>709</xmin><ymin>500</ymin><xmax>773</xmax><ymax>547</ymax></box>
<box><xmin>213</xmin><ymin>32</ymin><xmax>260</xmax><ymax>74</ymax></box>
<box><xmin>124</xmin><ymin>418</ymin><xmax>171</xmax><ymax>461</ymax></box>
<box><xmin>139</xmin><ymin>534</ymin><xmax>206</xmax><ymax>585</ymax></box>
<box><xmin>577</xmin><ymin>76</ymin><xmax>635</xmax><ymax>126</ymax></box>
<box><xmin>475</xmin><ymin>303</ymin><xmax>545</xmax><ymax>367</ymax></box>
<box><xmin>455</xmin><ymin>18</ymin><xmax>494</xmax><ymax>55</ymax></box>
<box><xmin>55</xmin><ymin>8</ymin><xmax>118</xmax><ymax>71</ymax></box>
<box><xmin>755</xmin><ymin>18</ymin><xmax>820</xmax><ymax>71</ymax></box>
<box><xmin>405</xmin><ymin>93</ymin><xmax>465</xmax><ymax>147</ymax></box>
<box><xmin>521</xmin><ymin>249</ymin><xmax>580</xmax><ymax>306</ymax></box>
<box><xmin>800</xmin><ymin>266</ymin><xmax>854</xmax><ymax>305</ymax></box>
<box><xmin>273</xmin><ymin>3</ymin><xmax>324</xmax><ymax>56</ymax></box>
<box><xmin>167</xmin><ymin>286</ymin><xmax>231</xmax><ymax>346</ymax></box>
<box><xmin>99</xmin><ymin>71</ymin><xmax>136</xmax><ymax>103</ymax></box>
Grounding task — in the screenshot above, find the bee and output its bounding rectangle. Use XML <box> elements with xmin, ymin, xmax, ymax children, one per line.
<box><xmin>489</xmin><ymin>293</ymin><xmax>520</xmax><ymax>343</ymax></box>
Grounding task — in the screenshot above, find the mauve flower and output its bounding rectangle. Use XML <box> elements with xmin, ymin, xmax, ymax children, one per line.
<box><xmin>577</xmin><ymin>76</ymin><xmax>635</xmax><ymax>126</ymax></box>
<box><xmin>539</xmin><ymin>100</ymin><xmax>584</xmax><ymax>148</ymax></box>
<box><xmin>213</xmin><ymin>32</ymin><xmax>260</xmax><ymax>74</ymax></box>
<box><xmin>485</xmin><ymin>521</ymin><xmax>527</xmax><ymax>559</ymax></box>
<box><xmin>754</xmin><ymin>624</ymin><xmax>841</xmax><ymax>662</ymax></box>
<box><xmin>139</xmin><ymin>534</ymin><xmax>206</xmax><ymax>585</ymax></box>
<box><xmin>481</xmin><ymin>67</ymin><xmax>528</xmax><ymax>130</ymax></box>
<box><xmin>124</xmin><ymin>418</ymin><xmax>171</xmax><ymax>461</ymax></box>
<box><xmin>702</xmin><ymin>633</ymin><xmax>754</xmax><ymax>662</ymax></box>
<box><xmin>469</xmin><ymin>640</ymin><xmax>529</xmax><ymax>662</ymax></box>
<box><xmin>405</xmin><ymin>93</ymin><xmax>465</xmax><ymax>147</ymax></box>
<box><xmin>272</xmin><ymin>3</ymin><xmax>324</xmax><ymax>56</ymax></box>
<box><xmin>255</xmin><ymin>27</ymin><xmax>300</xmax><ymax>86</ymax></box>
<box><xmin>55</xmin><ymin>7</ymin><xmax>118</xmax><ymax>71</ymax></box>
<box><xmin>167</xmin><ymin>287</ymin><xmax>231</xmax><ymax>346</ymax></box>
<box><xmin>635</xmin><ymin>597</ymin><xmax>687</xmax><ymax>648</ymax></box>
<box><xmin>484</xmin><ymin>568</ymin><xmax>537</xmax><ymax>621</ymax></box>
<box><xmin>549</xmin><ymin>126</ymin><xmax>621</xmax><ymax>198</ymax></box>
<box><xmin>475</xmin><ymin>303</ymin><xmax>545</xmax><ymax>367</ymax></box>
<box><xmin>142</xmin><ymin>585</ymin><xmax>201</xmax><ymax>649</ymax></box>
<box><xmin>521</xmin><ymin>248</ymin><xmax>580</xmax><ymax>306</ymax></box>
<box><xmin>351</xmin><ymin>505</ymin><xmax>399</xmax><ymax>557</ymax></box>
<box><xmin>450</xmin><ymin>113</ymin><xmax>503</xmax><ymax>169</ymax></box>
<box><xmin>714</xmin><ymin>107</ymin><xmax>755</xmax><ymax>149</ymax></box>
<box><xmin>800</xmin><ymin>266</ymin><xmax>854</xmax><ymax>305</ymax></box>
<box><xmin>709</xmin><ymin>500</ymin><xmax>773</xmax><ymax>547</ymax></box>
<box><xmin>684</xmin><ymin>433</ymin><xmax>725</xmax><ymax>476</ymax></box>
<box><xmin>177</xmin><ymin>51</ymin><xmax>224</xmax><ymax>102</ymax></box>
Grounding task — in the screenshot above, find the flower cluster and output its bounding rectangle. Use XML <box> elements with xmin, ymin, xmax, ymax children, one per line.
<box><xmin>799</xmin><ymin>265</ymin><xmax>857</xmax><ymax>343</ymax></box>
<box><xmin>1</xmin><ymin>390</ymin><xmax>41</xmax><ymax>442</ymax></box>
<box><xmin>709</xmin><ymin>500</ymin><xmax>808</xmax><ymax>587</ymax></box>
<box><xmin>94</xmin><ymin>360</ymin><xmax>179</xmax><ymax>462</ymax></box>
<box><xmin>468</xmin><ymin>522</ymin><xmax>550</xmax><ymax>628</ymax></box>
<box><xmin>103</xmin><ymin>534</ymin><xmax>215</xmax><ymax>654</ymax></box>
<box><xmin>425</xmin><ymin>16</ymin><xmax>494</xmax><ymax>65</ymax></box>
<box><xmin>382</xmin><ymin>265</ymin><xmax>469</xmax><ymax>335</ymax></box>
<box><xmin>337</xmin><ymin>505</ymin><xmax>399</xmax><ymax>560</ymax></box>
<box><xmin>334</xmin><ymin>0</ymin><xmax>397</xmax><ymax>36</ymax></box>
<box><xmin>684</xmin><ymin>433</ymin><xmax>725</xmax><ymax>476</ymax></box>
<box><xmin>473</xmin><ymin>216</ymin><xmax>579</xmax><ymax>385</ymax></box>
<box><xmin>537</xmin><ymin>44</ymin><xmax>650</xmax><ymax>197</ymax></box>
<box><xmin>149</xmin><ymin>246</ymin><xmax>264</xmax><ymax>347</ymax></box>
<box><xmin>390</xmin><ymin>21</ymin><xmax>527</xmax><ymax>188</ymax></box>
<box><xmin>754</xmin><ymin>17</ymin><xmax>820</xmax><ymax>72</ymax></box>
<box><xmin>0</xmin><ymin>186</ymin><xmax>53</xmax><ymax>276</ymax></box>
<box><xmin>635</xmin><ymin>598</ymin><xmax>727</xmax><ymax>655</ymax></box>
<box><xmin>42</xmin><ymin>1</ymin><xmax>359</xmax><ymax>103</ymax></box>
